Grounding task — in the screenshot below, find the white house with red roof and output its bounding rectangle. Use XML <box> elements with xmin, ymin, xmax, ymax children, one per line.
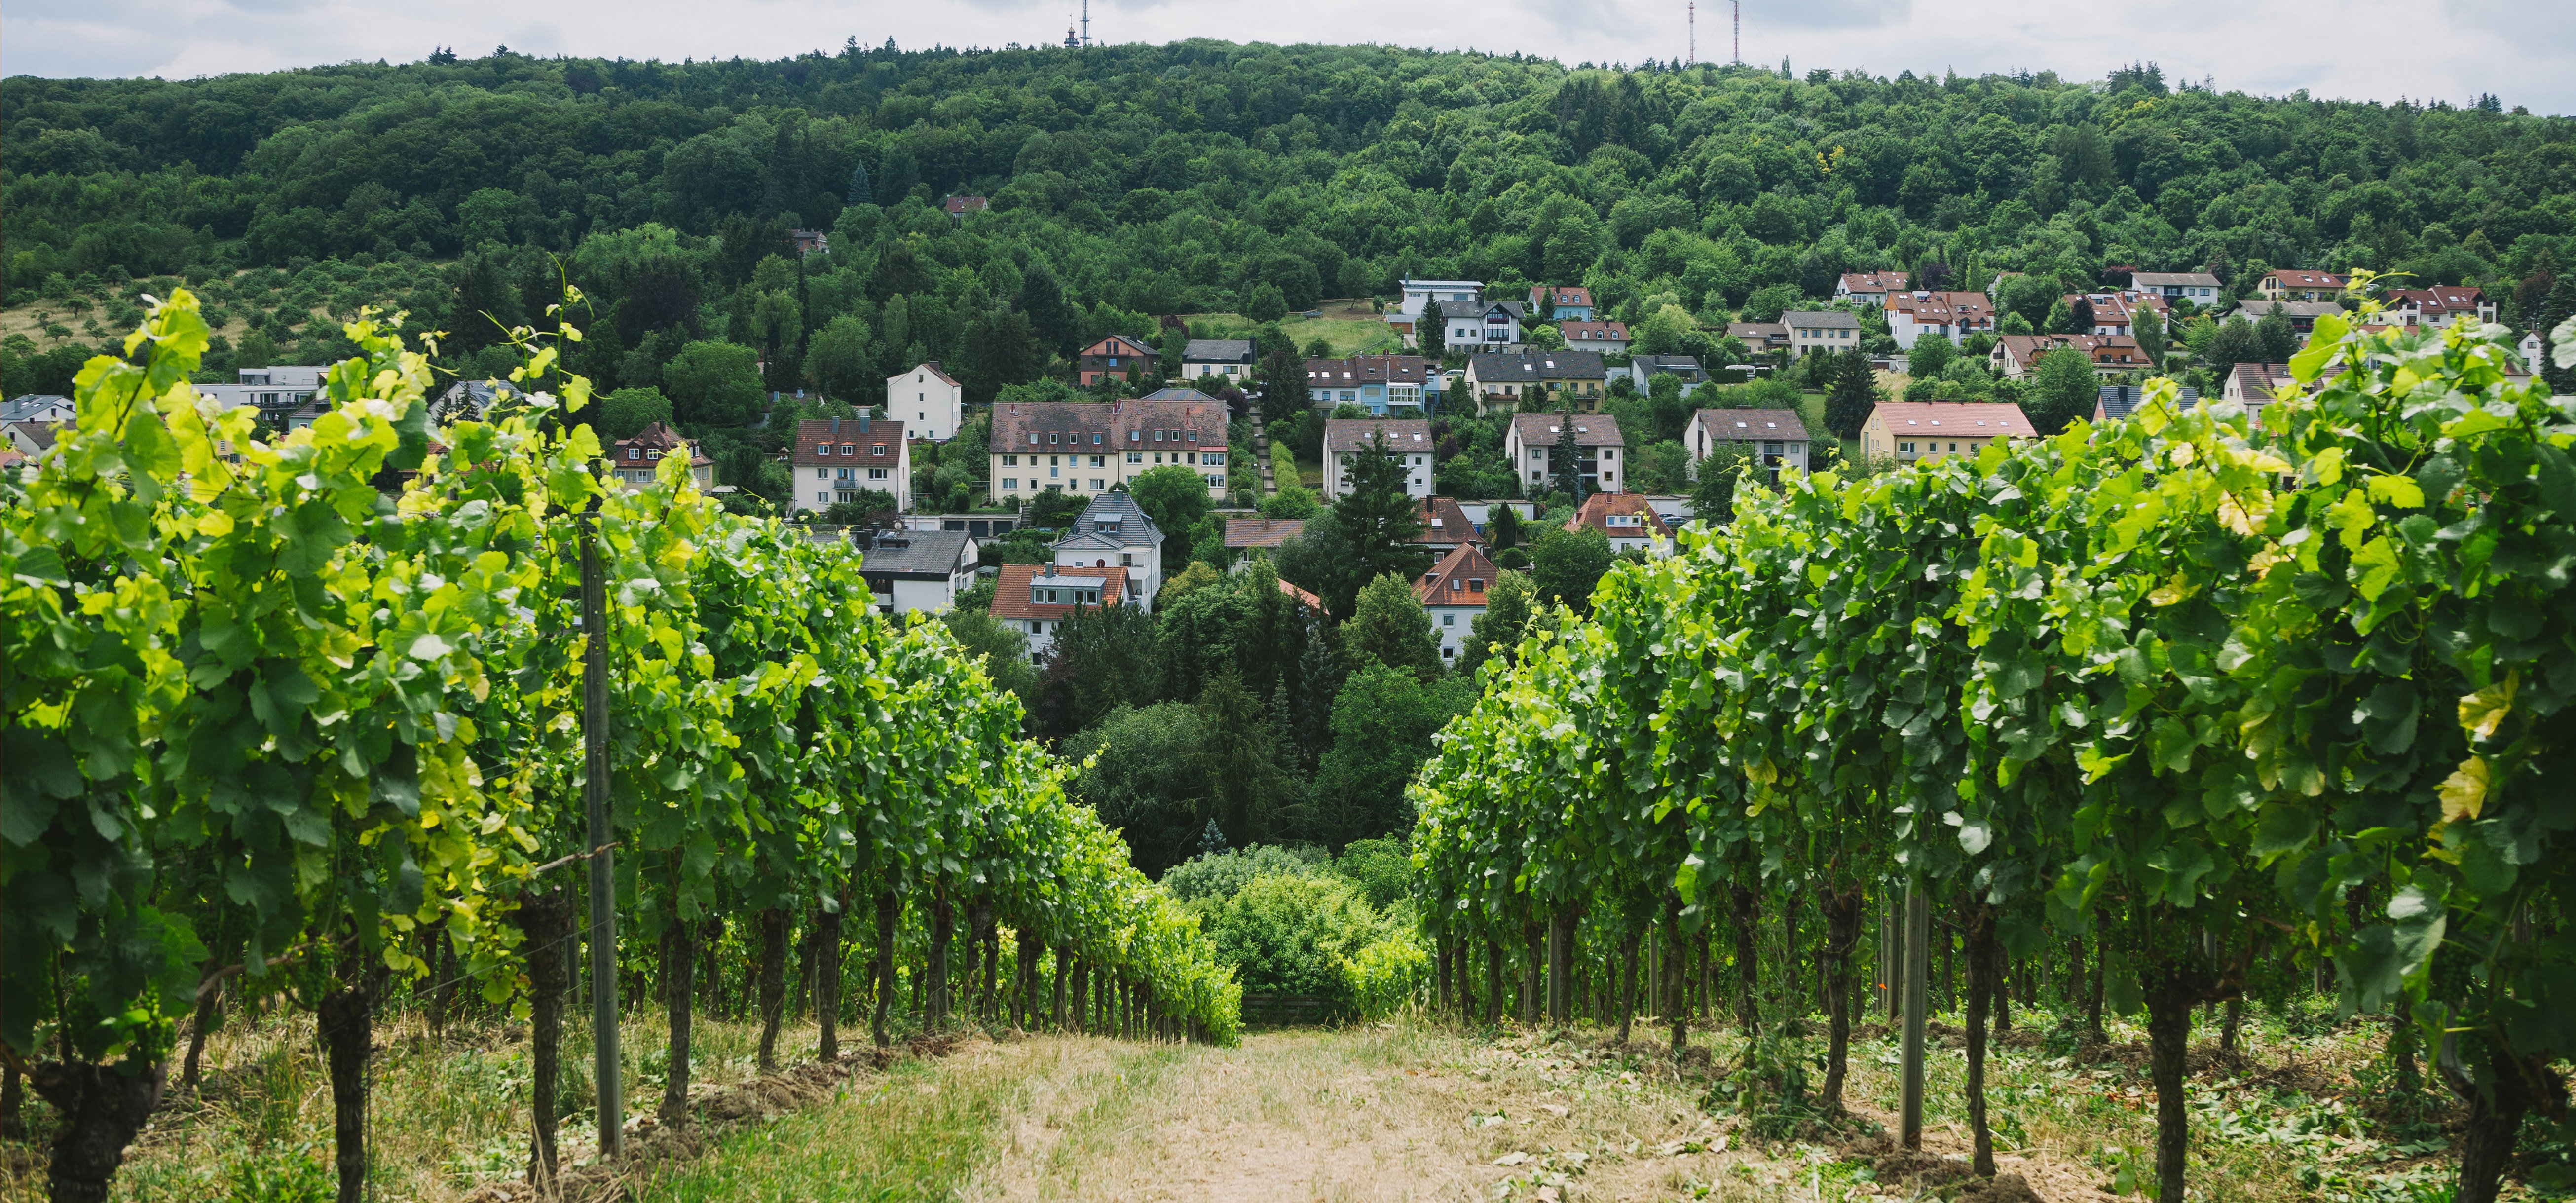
<box><xmin>607</xmin><ymin>422</ymin><xmax>716</xmax><ymax>492</ymax></box>
<box><xmin>1836</xmin><ymin>271</ymin><xmax>1911</xmax><ymax>307</ymax></box>
<box><xmin>1414</xmin><ymin>543</ymin><xmax>1498</xmax><ymax>663</ymax></box>
<box><xmin>990</xmin><ymin>562</ymin><xmax>1132</xmax><ymax>661</ymax></box>
<box><xmin>792</xmin><ymin>416</ymin><xmax>908</xmax><ymax>513</ymax></box>
<box><xmin>1565</xmin><ymin>492</ymin><xmax>1673</xmax><ymax>556</ymax></box>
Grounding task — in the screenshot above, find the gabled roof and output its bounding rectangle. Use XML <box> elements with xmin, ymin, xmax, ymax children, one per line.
<box><xmin>2266</xmin><ymin>268</ymin><xmax>2347</xmax><ymax>288</ymax></box>
<box><xmin>1183</xmin><ymin>338</ymin><xmax>1255</xmax><ymax>362</ymax></box>
<box><xmin>901</xmin><ymin>361</ymin><xmax>960</xmax><ymax>386</ymax></box>
<box><xmin>792</xmin><ymin>417</ymin><xmax>905</xmax><ymax>469</ymax></box>
<box><xmin>1559</xmin><ymin>321</ymin><xmax>1630</xmax><ymax>342</ymax></box>
<box><xmin>1414</xmin><ymin>543</ymin><xmax>1498</xmax><ymax>608</ymax></box>
<box><xmin>8</xmin><ymin>420</ymin><xmax>63</xmax><ymax>452</ymax></box>
<box><xmin>1509</xmin><ymin>414</ymin><xmax>1625</xmax><ymax>448</ymax></box>
<box><xmin>1839</xmin><ymin>271</ymin><xmax>1909</xmax><ymax>294</ymax></box>
<box><xmin>1322</xmin><ymin>417</ymin><xmax>1432</xmax><ymax>458</ymax></box>
<box><xmin>2231</xmin><ymin>362</ymin><xmax>2297</xmax><ymax>402</ymax></box>
<box><xmin>1306</xmin><ymin>355</ymin><xmax>1428</xmax><ymax>387</ymax></box>
<box><xmin>857</xmin><ymin>529</ymin><xmax>975</xmax><ymax>579</ymax></box>
<box><xmin>1466</xmin><ymin>351</ymin><xmax>1607</xmax><ymax>381</ymax></box>
<box><xmin>1726</xmin><ymin>322</ymin><xmax>1789</xmax><ymax>340</ymax></box>
<box><xmin>1869</xmin><ymin>401</ymin><xmax>2036</xmax><ymax>437</ymax></box>
<box><xmin>1412</xmin><ymin>497</ymin><xmax>1479</xmax><ymax>544</ymax></box>
<box><xmin>990</xmin><ymin>563</ymin><xmax>1129</xmax><ymax>622</ymax></box>
<box><xmin>1533</xmin><ymin>285</ymin><xmax>1593</xmax><ymax>306</ymax></box>
<box><xmin>1691</xmin><ymin>408</ymin><xmax>1809</xmax><ymax>443</ymax></box>
<box><xmin>1781</xmin><ymin>309</ymin><xmax>1862</xmax><ymax>329</ymax></box>
<box><xmin>942</xmin><ymin>195</ymin><xmax>989</xmax><ymax>215</ymax></box>
<box><xmin>1886</xmin><ymin>291</ymin><xmax>1995</xmax><ymax>319</ymax></box>
<box><xmin>2095</xmin><ymin>384</ymin><xmax>2201</xmax><ymax>423</ymax></box>
<box><xmin>0</xmin><ymin>395</ymin><xmax>73</xmax><ymax>423</ymax></box>
<box><xmin>1079</xmin><ymin>334</ymin><xmax>1157</xmax><ymax>359</ymax></box>
<box><xmin>1566</xmin><ymin>492</ymin><xmax>1672</xmax><ymax>539</ymax></box>
<box><xmin>990</xmin><ymin>399</ymin><xmax>1227</xmax><ymax>451</ymax></box>
<box><xmin>1226</xmin><ymin>517</ymin><xmax>1306</xmax><ymax>549</ymax></box>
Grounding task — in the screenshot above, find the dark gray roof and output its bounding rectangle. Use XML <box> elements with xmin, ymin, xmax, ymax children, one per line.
<box><xmin>1183</xmin><ymin>339</ymin><xmax>1254</xmax><ymax>362</ymax></box>
<box><xmin>1055</xmin><ymin>490</ymin><xmax>1163</xmax><ymax>553</ymax></box>
<box><xmin>1468</xmin><ymin>351</ymin><xmax>1607</xmax><ymax>381</ymax></box>
<box><xmin>1435</xmin><ymin>299</ymin><xmax>1528</xmax><ymax>320</ymax></box>
<box><xmin>1</xmin><ymin>395</ymin><xmax>71</xmax><ymax>423</ymax></box>
<box><xmin>857</xmin><ymin>529</ymin><xmax>974</xmax><ymax>579</ymax></box>
<box><xmin>1634</xmin><ymin>355</ymin><xmax>1706</xmax><ymax>380</ymax></box>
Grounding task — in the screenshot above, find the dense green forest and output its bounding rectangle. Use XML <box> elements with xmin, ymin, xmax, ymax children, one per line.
<box><xmin>6</xmin><ymin>40</ymin><xmax>2572</xmax><ymax>412</ymax></box>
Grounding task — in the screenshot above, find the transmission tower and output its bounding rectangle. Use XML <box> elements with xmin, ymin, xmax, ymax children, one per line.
<box><xmin>1733</xmin><ymin>0</ymin><xmax>1741</xmax><ymax>64</ymax></box>
<box><xmin>1081</xmin><ymin>0</ymin><xmax>1090</xmax><ymax>47</ymax></box>
<box><xmin>1688</xmin><ymin>1</ymin><xmax>1695</xmax><ymax>66</ymax></box>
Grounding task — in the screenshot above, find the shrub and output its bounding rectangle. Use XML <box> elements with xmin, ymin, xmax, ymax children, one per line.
<box><xmin>1196</xmin><ymin>872</ymin><xmax>1391</xmax><ymax>1011</ymax></box>
<box><xmin>1161</xmin><ymin>844</ymin><xmax>1324</xmax><ymax>902</ymax></box>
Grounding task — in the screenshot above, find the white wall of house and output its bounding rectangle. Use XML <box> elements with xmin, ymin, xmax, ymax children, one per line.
<box><xmin>887</xmin><ymin>366</ymin><xmax>963</xmax><ymax>441</ymax></box>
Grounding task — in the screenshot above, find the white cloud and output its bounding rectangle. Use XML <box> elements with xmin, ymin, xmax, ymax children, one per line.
<box><xmin>4</xmin><ymin>0</ymin><xmax>2567</xmax><ymax>113</ymax></box>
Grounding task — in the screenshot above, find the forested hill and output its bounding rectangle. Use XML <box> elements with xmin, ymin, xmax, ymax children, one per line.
<box><xmin>4</xmin><ymin>40</ymin><xmax>2573</xmax><ymax>402</ymax></box>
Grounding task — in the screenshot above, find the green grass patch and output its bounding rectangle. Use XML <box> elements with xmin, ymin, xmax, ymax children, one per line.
<box><xmin>1186</xmin><ymin>310</ymin><xmax>1402</xmax><ymax>357</ymax></box>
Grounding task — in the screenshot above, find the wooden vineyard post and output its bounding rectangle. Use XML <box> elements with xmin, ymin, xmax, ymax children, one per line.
<box><xmin>581</xmin><ymin>511</ymin><xmax>624</xmax><ymax>1159</ymax></box>
<box><xmin>1900</xmin><ymin>879</ymin><xmax>1929</xmax><ymax>1149</ymax></box>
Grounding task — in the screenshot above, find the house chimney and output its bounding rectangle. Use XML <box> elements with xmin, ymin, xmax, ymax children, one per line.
<box><xmin>859</xmin><ymin>414</ymin><xmax>870</xmax><ymax>432</ymax></box>
<box><xmin>830</xmin><ymin>417</ymin><xmax>840</xmax><ymax>437</ymax></box>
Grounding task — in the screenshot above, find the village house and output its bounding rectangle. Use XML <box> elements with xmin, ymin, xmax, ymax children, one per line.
<box><xmin>1566</xmin><ymin>491</ymin><xmax>1674</xmax><ymax>556</ymax></box>
<box><xmin>2382</xmin><ymin>286</ymin><xmax>2495</xmax><ymax>330</ymax></box>
<box><xmin>2093</xmin><ymin>384</ymin><xmax>2200</xmax><ymax>425</ymax></box>
<box><xmin>1464</xmin><ymin>350</ymin><xmax>1608</xmax><ymax>414</ymax></box>
<box><xmin>1988</xmin><ymin>334</ymin><xmax>2146</xmax><ymax>378</ymax></box>
<box><xmin>1433</xmin><ymin>299</ymin><xmax>1528</xmax><ymax>350</ymax></box>
<box><xmin>1835</xmin><ymin>271</ymin><xmax>1911</xmax><ymax>307</ymax></box>
<box><xmin>1224</xmin><ymin>517</ymin><xmax>1305</xmax><ymax>565</ymax></box>
<box><xmin>1884</xmin><ymin>291</ymin><xmax>1996</xmax><ymax>347</ymax></box>
<box><xmin>1051</xmin><ymin>490</ymin><xmax>1164</xmax><ymax>609</ymax></box>
<box><xmin>792</xmin><ymin>416</ymin><xmax>907</xmax><ymax>513</ymax></box>
<box><xmin>1629</xmin><ymin>355</ymin><xmax>1709</xmax><ymax>398</ymax></box>
<box><xmin>887</xmin><ymin>362</ymin><xmax>963</xmax><ymax>441</ymax></box>
<box><xmin>1306</xmin><ymin>355</ymin><xmax>1429</xmax><ymax>414</ymax></box>
<box><xmin>2258</xmin><ymin>268</ymin><xmax>2349</xmax><ymax>302</ymax></box>
<box><xmin>1183</xmin><ymin>338</ymin><xmax>1256</xmax><ymax>382</ymax></box>
<box><xmin>1530</xmin><ymin>284</ymin><xmax>1596</xmax><ymax>322</ymax></box>
<box><xmin>2223</xmin><ymin>362</ymin><xmax>2297</xmax><ymax>414</ymax></box>
<box><xmin>2227</xmin><ymin>299</ymin><xmax>2345</xmax><ymax>335</ymax></box>
<box><xmin>855</xmin><ymin>529</ymin><xmax>977</xmax><ymax>616</ymax></box>
<box><xmin>1558</xmin><ymin>320</ymin><xmax>1631</xmax><ymax>355</ymax></box>
<box><xmin>1682</xmin><ymin>407</ymin><xmax>1810</xmax><ymax>482</ymax></box>
<box><xmin>1411</xmin><ymin>497</ymin><xmax>1481</xmax><ymax>557</ymax></box>
<box><xmin>609</xmin><ymin>421</ymin><xmax>718</xmax><ymax>493</ymax></box>
<box><xmin>1726</xmin><ymin>321</ymin><xmax>1792</xmax><ymax>356</ymax></box>
<box><xmin>1076</xmin><ymin>334</ymin><xmax>1158</xmax><ymax>386</ymax></box>
<box><xmin>196</xmin><ymin>366</ymin><xmax>324</xmax><ymax>428</ymax></box>
<box><xmin>1396</xmin><ymin>279</ymin><xmax>1482</xmax><ymax>323</ymax></box>
<box><xmin>941</xmin><ymin>195</ymin><xmax>989</xmax><ymax>222</ymax></box>
<box><xmin>1415</xmin><ymin>543</ymin><xmax>1498</xmax><ymax>663</ymax></box>
<box><xmin>991</xmin><ymin>562</ymin><xmax>1131</xmax><ymax>661</ymax></box>
<box><xmin>1321</xmin><ymin>417</ymin><xmax>1434</xmax><ymax>500</ymax></box>
<box><xmin>1781</xmin><ymin>310</ymin><xmax>1863</xmax><ymax>356</ymax></box>
<box><xmin>987</xmin><ymin>396</ymin><xmax>1228</xmax><ymax>505</ymax></box>
<box><xmin>1858</xmin><ymin>401</ymin><xmax>2035</xmax><ymax>464</ymax></box>
<box><xmin>2130</xmin><ymin>271</ymin><xmax>2224</xmax><ymax>307</ymax></box>
<box><xmin>1505</xmin><ymin>413</ymin><xmax>1627</xmax><ymax>495</ymax></box>
<box><xmin>2062</xmin><ymin>290</ymin><xmax>2168</xmax><ymax>338</ymax></box>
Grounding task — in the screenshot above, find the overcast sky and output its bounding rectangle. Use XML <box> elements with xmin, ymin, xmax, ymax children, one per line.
<box><xmin>6</xmin><ymin>0</ymin><xmax>2569</xmax><ymax>115</ymax></box>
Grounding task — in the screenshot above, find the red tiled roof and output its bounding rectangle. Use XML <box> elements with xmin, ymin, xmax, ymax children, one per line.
<box><xmin>989</xmin><ymin>563</ymin><xmax>1130</xmax><ymax>622</ymax></box>
<box><xmin>1565</xmin><ymin>492</ymin><xmax>1671</xmax><ymax>539</ymax></box>
<box><xmin>1559</xmin><ymin>321</ymin><xmax>1630</xmax><ymax>343</ymax></box>
<box><xmin>2267</xmin><ymin>269</ymin><xmax>2347</xmax><ymax>289</ymax></box>
<box><xmin>1869</xmin><ymin>401</ymin><xmax>2036</xmax><ymax>437</ymax></box>
<box><xmin>1414</xmin><ymin>543</ymin><xmax>1498</xmax><ymax>607</ymax></box>
<box><xmin>791</xmin><ymin>418</ymin><xmax>906</xmax><ymax>469</ymax></box>
<box><xmin>1839</xmin><ymin>271</ymin><xmax>1910</xmax><ymax>294</ymax></box>
<box><xmin>1080</xmin><ymin>334</ymin><xmax>1157</xmax><ymax>360</ymax></box>
<box><xmin>1226</xmin><ymin>517</ymin><xmax>1306</xmax><ymax>549</ymax></box>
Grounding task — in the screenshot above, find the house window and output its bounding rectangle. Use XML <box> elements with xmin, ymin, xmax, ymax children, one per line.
<box><xmin>1127</xmin><ymin>452</ymin><xmax>1142</xmax><ymax>463</ymax></box>
<box><xmin>1002</xmin><ymin>478</ymin><xmax>1019</xmax><ymax>490</ymax></box>
<box><xmin>1005</xmin><ymin>454</ymin><xmax>1019</xmax><ymax>466</ymax></box>
<box><xmin>1443</xmin><ymin>612</ymin><xmax>1456</xmax><ymax>625</ymax></box>
<box><xmin>816</xmin><ymin>445</ymin><xmax>831</xmax><ymax>456</ymax></box>
<box><xmin>815</xmin><ymin>468</ymin><xmax>828</xmax><ymax>479</ymax></box>
<box><xmin>869</xmin><ymin>468</ymin><xmax>888</xmax><ymax>480</ymax></box>
<box><xmin>841</xmin><ymin>444</ymin><xmax>855</xmax><ymax>455</ymax></box>
<box><xmin>872</xmin><ymin>444</ymin><xmax>887</xmax><ymax>456</ymax></box>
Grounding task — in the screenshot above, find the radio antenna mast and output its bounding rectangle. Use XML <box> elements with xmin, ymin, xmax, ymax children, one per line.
<box><xmin>1081</xmin><ymin>0</ymin><xmax>1090</xmax><ymax>47</ymax></box>
<box><xmin>1687</xmin><ymin>1</ymin><xmax>1695</xmax><ymax>65</ymax></box>
<box><xmin>1733</xmin><ymin>0</ymin><xmax>1741</xmax><ymax>63</ymax></box>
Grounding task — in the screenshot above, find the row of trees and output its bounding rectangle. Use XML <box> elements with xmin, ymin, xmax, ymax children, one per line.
<box><xmin>1410</xmin><ymin>305</ymin><xmax>2573</xmax><ymax>1203</ymax></box>
<box><xmin>0</xmin><ymin>294</ymin><xmax>1241</xmax><ymax>1203</ymax></box>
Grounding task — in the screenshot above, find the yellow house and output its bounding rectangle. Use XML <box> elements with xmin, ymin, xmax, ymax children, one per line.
<box><xmin>1858</xmin><ymin>401</ymin><xmax>2036</xmax><ymax>465</ymax></box>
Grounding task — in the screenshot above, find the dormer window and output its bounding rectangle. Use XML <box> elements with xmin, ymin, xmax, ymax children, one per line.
<box><xmin>1449</xmin><ymin>579</ymin><xmax>1463</xmax><ymax>592</ymax></box>
<box><xmin>872</xmin><ymin>444</ymin><xmax>888</xmax><ymax>456</ymax></box>
<box><xmin>817</xmin><ymin>444</ymin><xmax>831</xmax><ymax>455</ymax></box>
<box><xmin>1468</xmin><ymin>578</ymin><xmax>1485</xmax><ymax>591</ymax></box>
<box><xmin>841</xmin><ymin>444</ymin><xmax>855</xmax><ymax>455</ymax></box>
